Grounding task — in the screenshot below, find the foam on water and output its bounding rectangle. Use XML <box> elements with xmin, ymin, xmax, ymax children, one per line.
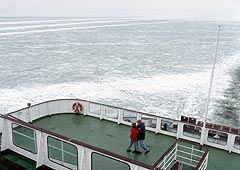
<box><xmin>0</xmin><ymin>19</ymin><xmax>137</xmax><ymax>31</ymax></box>
<box><xmin>0</xmin><ymin>18</ymin><xmax>127</xmax><ymax>25</ymax></box>
<box><xmin>0</xmin><ymin>18</ymin><xmax>240</xmax><ymax>128</ymax></box>
<box><xmin>0</xmin><ymin>68</ymin><xmax>221</xmax><ymax>119</ymax></box>
<box><xmin>0</xmin><ymin>21</ymin><xmax>170</xmax><ymax>36</ymax></box>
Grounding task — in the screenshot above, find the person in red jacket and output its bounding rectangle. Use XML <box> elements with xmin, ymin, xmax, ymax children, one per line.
<box><xmin>127</xmin><ymin>122</ymin><xmax>141</xmax><ymax>153</ymax></box>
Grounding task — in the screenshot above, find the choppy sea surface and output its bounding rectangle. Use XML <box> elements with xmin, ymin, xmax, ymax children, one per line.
<box><xmin>0</xmin><ymin>17</ymin><xmax>240</xmax><ymax>128</ymax></box>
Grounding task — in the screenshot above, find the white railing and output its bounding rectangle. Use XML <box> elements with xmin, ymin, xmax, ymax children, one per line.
<box><xmin>155</xmin><ymin>140</ymin><xmax>208</xmax><ymax>170</ymax></box>
<box><xmin>196</xmin><ymin>153</ymin><xmax>208</xmax><ymax>170</ymax></box>
<box><xmin>0</xmin><ymin>98</ymin><xmax>240</xmax><ymax>155</ymax></box>
<box><xmin>0</xmin><ymin>99</ymin><xmax>227</xmax><ymax>170</ymax></box>
<box><xmin>156</xmin><ymin>145</ymin><xmax>177</xmax><ymax>170</ymax></box>
<box><xmin>1</xmin><ymin>115</ymin><xmax>153</xmax><ymax>170</ymax></box>
<box><xmin>176</xmin><ymin>144</ymin><xmax>205</xmax><ymax>167</ymax></box>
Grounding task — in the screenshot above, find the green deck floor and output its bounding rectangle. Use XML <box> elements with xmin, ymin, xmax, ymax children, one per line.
<box><xmin>30</xmin><ymin>113</ymin><xmax>240</xmax><ymax>170</ymax></box>
<box><xmin>34</xmin><ymin>113</ymin><xmax>176</xmax><ymax>166</ymax></box>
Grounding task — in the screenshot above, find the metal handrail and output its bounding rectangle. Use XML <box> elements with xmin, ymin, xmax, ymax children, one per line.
<box><xmin>153</xmin><ymin>140</ymin><xmax>208</xmax><ymax>170</ymax></box>
<box><xmin>1</xmin><ymin>114</ymin><xmax>153</xmax><ymax>169</ymax></box>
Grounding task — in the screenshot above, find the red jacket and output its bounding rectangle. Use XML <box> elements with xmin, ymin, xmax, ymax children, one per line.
<box><xmin>130</xmin><ymin>127</ymin><xmax>139</xmax><ymax>142</ymax></box>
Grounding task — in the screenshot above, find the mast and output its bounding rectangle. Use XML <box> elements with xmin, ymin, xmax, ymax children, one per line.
<box><xmin>204</xmin><ymin>25</ymin><xmax>221</xmax><ymax>125</ymax></box>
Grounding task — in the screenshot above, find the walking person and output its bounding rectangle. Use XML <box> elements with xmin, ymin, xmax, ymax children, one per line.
<box><xmin>137</xmin><ymin>120</ymin><xmax>150</xmax><ymax>154</ymax></box>
<box><xmin>127</xmin><ymin>122</ymin><xmax>141</xmax><ymax>153</ymax></box>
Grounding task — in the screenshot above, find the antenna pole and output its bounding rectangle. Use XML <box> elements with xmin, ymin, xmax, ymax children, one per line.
<box><xmin>204</xmin><ymin>25</ymin><xmax>221</xmax><ymax>125</ymax></box>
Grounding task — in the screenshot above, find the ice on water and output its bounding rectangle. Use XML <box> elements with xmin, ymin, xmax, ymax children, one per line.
<box><xmin>0</xmin><ymin>17</ymin><xmax>240</xmax><ymax>128</ymax></box>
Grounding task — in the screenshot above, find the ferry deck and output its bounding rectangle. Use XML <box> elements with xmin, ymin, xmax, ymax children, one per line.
<box><xmin>0</xmin><ymin>99</ymin><xmax>240</xmax><ymax>170</ymax></box>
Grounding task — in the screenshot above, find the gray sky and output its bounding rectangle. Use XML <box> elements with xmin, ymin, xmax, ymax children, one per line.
<box><xmin>1</xmin><ymin>0</ymin><xmax>240</xmax><ymax>19</ymax></box>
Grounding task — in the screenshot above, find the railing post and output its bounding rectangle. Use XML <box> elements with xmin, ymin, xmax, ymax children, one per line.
<box><xmin>84</xmin><ymin>101</ymin><xmax>88</xmax><ymax>116</ymax></box>
<box><xmin>100</xmin><ymin>105</ymin><xmax>104</xmax><ymax>120</ymax></box>
<box><xmin>156</xmin><ymin>118</ymin><xmax>161</xmax><ymax>134</ymax></box>
<box><xmin>118</xmin><ymin>109</ymin><xmax>124</xmax><ymax>125</ymax></box>
<box><xmin>47</xmin><ymin>102</ymin><xmax>51</xmax><ymax>116</ymax></box>
<box><xmin>163</xmin><ymin>156</ymin><xmax>166</xmax><ymax>169</ymax></box>
<box><xmin>0</xmin><ymin>119</ymin><xmax>12</xmax><ymax>152</ymax></box>
<box><xmin>79</xmin><ymin>147</ymin><xmax>85</xmax><ymax>170</ymax></box>
<box><xmin>177</xmin><ymin>122</ymin><xmax>183</xmax><ymax>139</ymax></box>
<box><xmin>205</xmin><ymin>153</ymin><xmax>209</xmax><ymax>170</ymax></box>
<box><xmin>200</xmin><ymin>127</ymin><xmax>206</xmax><ymax>146</ymax></box>
<box><xmin>36</xmin><ymin>132</ymin><xmax>48</xmax><ymax>168</ymax></box>
<box><xmin>175</xmin><ymin>143</ymin><xmax>178</xmax><ymax>161</ymax></box>
<box><xmin>190</xmin><ymin>145</ymin><xmax>194</xmax><ymax>164</ymax></box>
<box><xmin>227</xmin><ymin>134</ymin><xmax>234</xmax><ymax>153</ymax></box>
<box><xmin>27</xmin><ymin>107</ymin><xmax>32</xmax><ymax>122</ymax></box>
<box><xmin>137</xmin><ymin>113</ymin><xmax>141</xmax><ymax>122</ymax></box>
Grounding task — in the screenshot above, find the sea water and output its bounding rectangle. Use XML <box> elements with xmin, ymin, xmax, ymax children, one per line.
<box><xmin>0</xmin><ymin>17</ymin><xmax>240</xmax><ymax>128</ymax></box>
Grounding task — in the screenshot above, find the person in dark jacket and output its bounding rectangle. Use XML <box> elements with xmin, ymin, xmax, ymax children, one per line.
<box><xmin>137</xmin><ymin>120</ymin><xmax>150</xmax><ymax>154</ymax></box>
<box><xmin>127</xmin><ymin>122</ymin><xmax>141</xmax><ymax>153</ymax></box>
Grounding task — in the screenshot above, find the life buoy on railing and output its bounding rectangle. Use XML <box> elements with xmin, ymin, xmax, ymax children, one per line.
<box><xmin>72</xmin><ymin>102</ymin><xmax>83</xmax><ymax>113</ymax></box>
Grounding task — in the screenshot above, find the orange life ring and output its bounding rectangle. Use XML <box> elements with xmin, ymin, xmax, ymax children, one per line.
<box><xmin>72</xmin><ymin>102</ymin><xmax>83</xmax><ymax>113</ymax></box>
